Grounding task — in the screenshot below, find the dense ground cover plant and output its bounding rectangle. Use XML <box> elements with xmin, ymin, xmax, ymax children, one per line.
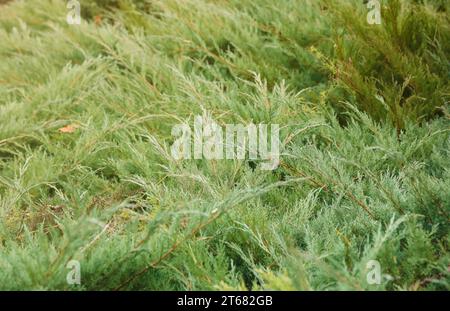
<box><xmin>0</xmin><ymin>0</ymin><xmax>448</xmax><ymax>290</ymax></box>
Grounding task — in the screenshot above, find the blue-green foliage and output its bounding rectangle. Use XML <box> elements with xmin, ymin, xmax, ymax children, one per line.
<box><xmin>0</xmin><ymin>0</ymin><xmax>448</xmax><ymax>290</ymax></box>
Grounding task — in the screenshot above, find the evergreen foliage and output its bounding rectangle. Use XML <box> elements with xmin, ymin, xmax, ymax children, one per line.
<box><xmin>0</xmin><ymin>0</ymin><xmax>448</xmax><ymax>290</ymax></box>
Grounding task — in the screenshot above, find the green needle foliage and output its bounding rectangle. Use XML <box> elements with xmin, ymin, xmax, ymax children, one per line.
<box><xmin>0</xmin><ymin>0</ymin><xmax>448</xmax><ymax>290</ymax></box>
